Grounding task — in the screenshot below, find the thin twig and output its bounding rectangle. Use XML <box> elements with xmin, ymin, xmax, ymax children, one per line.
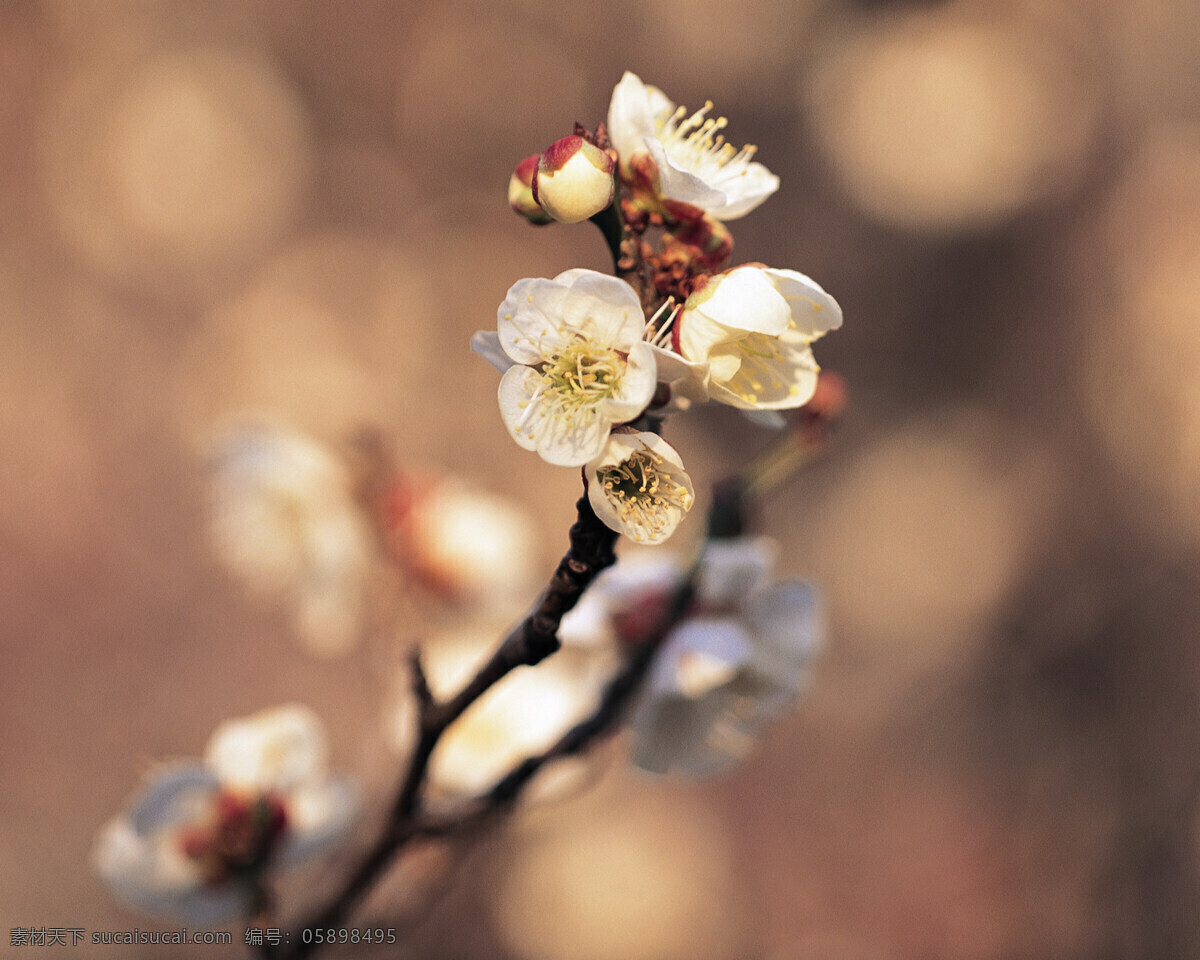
<box><xmin>263</xmin><ymin>495</ymin><xmax>616</xmax><ymax>960</ymax></box>
<box><xmin>415</xmin><ymin>572</ymin><xmax>696</xmax><ymax>838</ymax></box>
<box><xmin>261</xmin><ymin>380</ymin><xmax>845</xmax><ymax>960</ymax></box>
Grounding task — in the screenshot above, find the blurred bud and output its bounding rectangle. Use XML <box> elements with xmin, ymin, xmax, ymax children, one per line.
<box><xmin>532</xmin><ymin>135</ymin><xmax>616</xmax><ymax>224</ymax></box>
<box><xmin>386</xmin><ymin>474</ymin><xmax>540</xmax><ymax>606</ymax></box>
<box><xmin>508</xmin><ymin>154</ymin><xmax>553</xmax><ymax>225</ymax></box>
<box><xmin>805</xmin><ymin>370</ymin><xmax>848</xmax><ymax>423</ymax></box>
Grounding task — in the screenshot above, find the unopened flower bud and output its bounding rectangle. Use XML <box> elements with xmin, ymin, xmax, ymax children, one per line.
<box><xmin>532</xmin><ymin>135</ymin><xmax>615</xmax><ymax>224</ymax></box>
<box><xmin>509</xmin><ymin>154</ymin><xmax>553</xmax><ymax>225</ymax></box>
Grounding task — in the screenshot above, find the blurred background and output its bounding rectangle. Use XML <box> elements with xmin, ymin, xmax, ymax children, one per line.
<box><xmin>3</xmin><ymin>0</ymin><xmax>1200</xmax><ymax>956</ymax></box>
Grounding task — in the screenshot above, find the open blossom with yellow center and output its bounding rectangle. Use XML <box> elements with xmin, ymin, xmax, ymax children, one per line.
<box><xmin>494</xmin><ymin>269</ymin><xmax>657</xmax><ymax>466</ymax></box>
<box><xmin>607</xmin><ymin>71</ymin><xmax>779</xmax><ymax>221</ymax></box>
<box><xmin>676</xmin><ymin>265</ymin><xmax>842</xmax><ymax>410</ymax></box>
<box><xmin>585</xmin><ymin>431</ymin><xmax>694</xmax><ymax>544</ymax></box>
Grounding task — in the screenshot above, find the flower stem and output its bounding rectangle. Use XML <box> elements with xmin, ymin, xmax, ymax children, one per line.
<box><xmin>589</xmin><ymin>186</ymin><xmax>624</xmax><ymax>272</ymax></box>
<box><xmin>263</xmin><ymin>495</ymin><xmax>616</xmax><ymax>960</ymax></box>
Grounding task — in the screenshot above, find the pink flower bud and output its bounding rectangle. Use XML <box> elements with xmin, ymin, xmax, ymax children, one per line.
<box><xmin>509</xmin><ymin>154</ymin><xmax>554</xmax><ymax>225</ymax></box>
<box><xmin>532</xmin><ymin>135</ymin><xmax>615</xmax><ymax>224</ymax></box>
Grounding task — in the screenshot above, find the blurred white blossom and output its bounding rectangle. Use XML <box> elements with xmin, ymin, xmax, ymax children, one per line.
<box><xmin>93</xmin><ymin>705</ymin><xmax>358</xmax><ymax>922</ymax></box>
<box><xmin>558</xmin><ymin>549</ymin><xmax>683</xmax><ymax>649</ymax></box>
<box><xmin>631</xmin><ymin>537</ymin><xmax>822</xmax><ymax>776</ymax></box>
<box><xmin>388</xmin><ymin>628</ymin><xmax>608</xmax><ymax>798</ymax></box>
<box><xmin>566</xmin><ymin>537</ymin><xmax>821</xmax><ymax>776</ymax></box>
<box><xmin>208</xmin><ymin>422</ymin><xmax>374</xmax><ymax>657</ymax></box>
<box><xmin>607</xmin><ymin>71</ymin><xmax>779</xmax><ymax>220</ymax></box>
<box><xmin>486</xmin><ymin>269</ymin><xmax>657</xmax><ymax>466</ymax></box>
<box><xmin>387</xmin><ymin>474</ymin><xmax>540</xmax><ymax>606</ymax></box>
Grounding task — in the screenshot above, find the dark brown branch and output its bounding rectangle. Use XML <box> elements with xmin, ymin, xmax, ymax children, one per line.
<box><xmin>415</xmin><ymin>574</ymin><xmax>695</xmax><ymax>838</ymax></box>
<box><xmin>263</xmin><ymin>495</ymin><xmax>616</xmax><ymax>960</ymax></box>
<box><xmin>259</xmin><ymin>386</ymin><xmax>844</xmax><ymax>960</ymax></box>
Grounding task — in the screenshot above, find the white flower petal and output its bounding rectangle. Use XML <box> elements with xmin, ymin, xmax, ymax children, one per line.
<box><xmin>608</xmin><ymin>72</ymin><xmax>778</xmax><ymax>221</ymax></box>
<box><xmin>498</xmin><ymin>365</ymin><xmax>545</xmax><ymax>454</ymax></box>
<box><xmin>586</xmin><ymin>432</ymin><xmax>693</xmax><ymax>544</ymax></box>
<box><xmin>646</xmin><ymin>138</ymin><xmax>727</xmax><ymax>210</ymax></box>
<box><xmin>92</xmin><ymin>815</ymin><xmax>249</xmax><ymax>923</ymax></box>
<box><xmin>648</xmin><ymin>344</ymin><xmax>710</xmax><ymax>413</ymax></box>
<box><xmin>499</xmin><ymin>358</ymin><xmax>615</xmax><ymax>466</ymax></box>
<box><xmin>697</xmin><ymin>537</ymin><xmax>779</xmax><ymax>609</ymax></box>
<box><xmin>493</xmin><ymin>274</ymin><xmax>659</xmax><ymax>466</ymax></box>
<box><xmin>277</xmin><ymin>777</ymin><xmax>360</xmax><ymax>865</ymax></box>
<box><xmin>497</xmin><ymin>276</ymin><xmax>572</xmax><ymax>364</ymax></box>
<box><xmin>764</xmin><ymin>268</ymin><xmax>843</xmax><ymax>339</ymax></box>
<box><xmin>600</xmin><ymin>340</ymin><xmax>658</xmax><ymax>422</ymax></box>
<box><xmin>745</xmin><ymin>581</ymin><xmax>823</xmax><ymax>683</ymax></box>
<box><xmin>205</xmin><ymin>704</ymin><xmax>327</xmax><ymax>794</ymax></box>
<box><xmin>559</xmin><ymin>551</ymin><xmax>682</xmax><ymax>648</ymax></box>
<box><xmin>707</xmin><ymin>336</ymin><xmax>820</xmax><ymax>411</ymax></box>
<box><xmin>706</xmin><ymin>350</ymin><xmax>743</xmax><ymax>383</ymax></box>
<box><xmin>677</xmin><ymin>305</ymin><xmax>736</xmax><ymax>367</ymax></box>
<box><xmin>530</xmin><ymin>405</ymin><xmax>611</xmax><ymax>467</ymax></box>
<box><xmin>693</xmin><ymin>268</ymin><xmax>792</xmax><ymax>336</ymax></box>
<box><xmin>208</xmin><ymin>423</ymin><xmax>372</xmax><ymax>655</ymax></box>
<box><xmin>623</xmin><ymin>536</ymin><xmax>824</xmax><ymax>779</ymax></box>
<box><xmin>552</xmin><ymin>267</ymin><xmax>601</xmax><ymax>286</ymax></box>
<box><xmin>701</xmin><ymin>162</ymin><xmax>780</xmax><ymax>221</ymax></box>
<box><xmin>741</xmin><ymin>409</ymin><xmax>787</xmax><ymax>429</ymax></box>
<box><xmin>470</xmin><ymin>330</ymin><xmax>516</xmax><ymax>373</ymax></box>
<box><xmin>92</xmin><ymin>767</ymin><xmax>255</xmax><ymax>924</ymax></box>
<box><xmin>606</xmin><ymin>71</ymin><xmax>667</xmax><ymax>162</ymax></box>
<box><xmin>629</xmin><ymin>691</ymin><xmax>729</xmax><ymax>776</ymax></box>
<box><xmin>405</xmin><ymin>481</ymin><xmax>540</xmax><ymax>605</ymax></box>
<box><xmin>653</xmin><ymin>617</ymin><xmax>754</xmax><ymax>698</ymax></box>
<box><xmin>124</xmin><ymin>765</ymin><xmax>221</xmax><ymax>834</ymax></box>
<box><xmin>561</xmin><ymin>271</ymin><xmax>646</xmax><ymax>349</ymax></box>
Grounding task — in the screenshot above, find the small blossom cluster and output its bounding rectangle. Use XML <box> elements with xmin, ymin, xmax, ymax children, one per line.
<box><xmin>560</xmin><ymin>536</ymin><xmax>822</xmax><ymax>776</ymax></box>
<box><xmin>92</xmin><ymin>706</ymin><xmax>358</xmax><ymax>923</ymax></box>
<box><xmin>480</xmin><ymin>71</ymin><xmax>842</xmax><ymax>544</ymax></box>
<box><xmin>208</xmin><ymin>422</ymin><xmax>543</xmax><ymax>653</ymax></box>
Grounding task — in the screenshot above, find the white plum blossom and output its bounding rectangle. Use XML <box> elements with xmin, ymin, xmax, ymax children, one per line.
<box><xmin>491</xmin><ymin>269</ymin><xmax>658</xmax><ymax>466</ymax></box>
<box><xmin>676</xmin><ymin>265</ymin><xmax>842</xmax><ymax>410</ymax></box>
<box><xmin>607</xmin><ymin>71</ymin><xmax>779</xmax><ymax>220</ymax></box>
<box><xmin>568</xmin><ymin>537</ymin><xmax>821</xmax><ymax>777</ymax></box>
<box><xmin>93</xmin><ymin>705</ymin><xmax>358</xmax><ymax>922</ymax></box>
<box><xmin>585</xmin><ymin>431</ymin><xmax>694</xmax><ymax>544</ymax></box>
<box><xmin>558</xmin><ymin>549</ymin><xmax>684</xmax><ymax>649</ymax></box>
<box><xmin>388</xmin><ymin>475</ymin><xmax>540</xmax><ymax>606</ymax></box>
<box><xmin>629</xmin><ymin>537</ymin><xmax>822</xmax><ymax>776</ymax></box>
<box><xmin>208</xmin><ymin>422</ymin><xmax>374</xmax><ymax>658</ymax></box>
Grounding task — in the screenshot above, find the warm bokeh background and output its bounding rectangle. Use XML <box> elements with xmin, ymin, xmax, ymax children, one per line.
<box><xmin>4</xmin><ymin>0</ymin><xmax>1200</xmax><ymax>957</ymax></box>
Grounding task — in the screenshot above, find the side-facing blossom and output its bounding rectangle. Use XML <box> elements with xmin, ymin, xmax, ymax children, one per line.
<box><xmin>489</xmin><ymin>269</ymin><xmax>657</xmax><ymax>466</ymax></box>
<box><xmin>675</xmin><ymin>265</ymin><xmax>842</xmax><ymax>410</ymax></box>
<box><xmin>208</xmin><ymin>422</ymin><xmax>374</xmax><ymax>657</ymax></box>
<box><xmin>607</xmin><ymin>71</ymin><xmax>779</xmax><ymax>221</ymax></box>
<box><xmin>93</xmin><ymin>705</ymin><xmax>358</xmax><ymax>922</ymax></box>
<box><xmin>568</xmin><ymin>537</ymin><xmax>820</xmax><ymax>776</ymax></box>
<box><xmin>629</xmin><ymin>537</ymin><xmax>822</xmax><ymax>776</ymax></box>
<box><xmin>585</xmin><ymin>431</ymin><xmax>694</xmax><ymax>544</ymax></box>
